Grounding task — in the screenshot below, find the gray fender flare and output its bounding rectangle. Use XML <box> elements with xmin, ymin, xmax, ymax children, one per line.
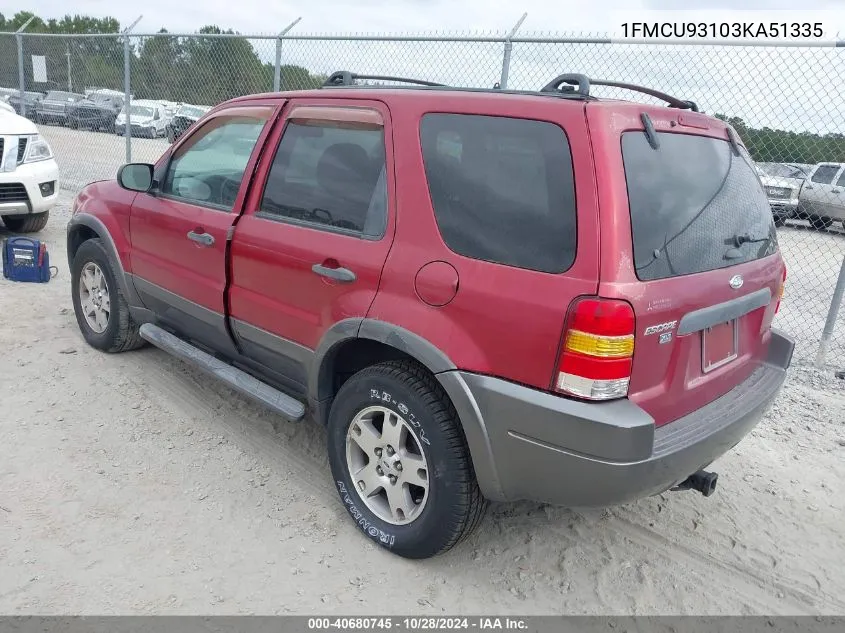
<box><xmin>66</xmin><ymin>213</ymin><xmax>144</xmax><ymax>309</ymax></box>
<box><xmin>309</xmin><ymin>318</ymin><xmax>504</xmax><ymax>501</ymax></box>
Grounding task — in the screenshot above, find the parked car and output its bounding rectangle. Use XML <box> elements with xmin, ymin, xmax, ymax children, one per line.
<box><xmin>0</xmin><ymin>106</ymin><xmax>59</xmax><ymax>233</ymax></box>
<box><xmin>66</xmin><ymin>71</ymin><xmax>793</xmax><ymax>559</ymax></box>
<box><xmin>67</xmin><ymin>90</ymin><xmax>125</xmax><ymax>131</ymax></box>
<box><xmin>35</xmin><ymin>90</ymin><xmax>85</xmax><ymax>125</ymax></box>
<box><xmin>114</xmin><ymin>100</ymin><xmax>171</xmax><ymax>138</ymax></box>
<box><xmin>797</xmin><ymin>162</ymin><xmax>845</xmax><ymax>229</ymax></box>
<box><xmin>754</xmin><ymin>162</ymin><xmax>810</xmax><ymax>226</ymax></box>
<box><xmin>8</xmin><ymin>91</ymin><xmax>45</xmax><ymax>119</ymax></box>
<box><xmin>165</xmin><ymin>103</ymin><xmax>211</xmax><ymax>143</ymax></box>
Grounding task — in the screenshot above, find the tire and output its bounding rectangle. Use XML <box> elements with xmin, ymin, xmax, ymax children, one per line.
<box><xmin>2</xmin><ymin>211</ymin><xmax>49</xmax><ymax>233</ymax></box>
<box><xmin>327</xmin><ymin>360</ymin><xmax>487</xmax><ymax>559</ymax></box>
<box><xmin>773</xmin><ymin>216</ymin><xmax>786</xmax><ymax>228</ymax></box>
<box><xmin>166</xmin><ymin>128</ymin><xmax>175</xmax><ymax>144</ymax></box>
<box><xmin>70</xmin><ymin>238</ymin><xmax>146</xmax><ymax>353</ymax></box>
<box><xmin>810</xmin><ymin>215</ymin><xmax>833</xmax><ymax>230</ymax></box>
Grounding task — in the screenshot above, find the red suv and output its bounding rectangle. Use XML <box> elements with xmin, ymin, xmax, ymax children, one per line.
<box><xmin>67</xmin><ymin>72</ymin><xmax>794</xmax><ymax>559</ymax></box>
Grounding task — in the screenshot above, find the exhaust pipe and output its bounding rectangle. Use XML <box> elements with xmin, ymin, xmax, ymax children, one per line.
<box><xmin>671</xmin><ymin>470</ymin><xmax>718</xmax><ymax>497</ymax></box>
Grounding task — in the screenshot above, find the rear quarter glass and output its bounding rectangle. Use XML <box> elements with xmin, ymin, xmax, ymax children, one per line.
<box><xmin>621</xmin><ymin>131</ymin><xmax>778</xmax><ymax>282</ymax></box>
<box><xmin>419</xmin><ymin>113</ymin><xmax>577</xmax><ymax>274</ymax></box>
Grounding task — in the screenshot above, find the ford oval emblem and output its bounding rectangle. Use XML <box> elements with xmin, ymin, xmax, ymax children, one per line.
<box><xmin>729</xmin><ymin>274</ymin><xmax>744</xmax><ymax>289</ymax></box>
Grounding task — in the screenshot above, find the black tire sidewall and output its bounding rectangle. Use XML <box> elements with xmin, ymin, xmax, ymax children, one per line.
<box><xmin>70</xmin><ymin>240</ymin><xmax>124</xmax><ymax>351</ymax></box>
<box><xmin>327</xmin><ymin>366</ymin><xmax>468</xmax><ymax>559</ymax></box>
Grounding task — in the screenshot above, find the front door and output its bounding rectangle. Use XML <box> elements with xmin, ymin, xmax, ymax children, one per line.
<box><xmin>129</xmin><ymin>103</ymin><xmax>278</xmax><ymax>353</ymax></box>
<box><xmin>228</xmin><ymin>100</ymin><xmax>396</xmax><ymax>395</ymax></box>
<box><xmin>802</xmin><ymin>163</ymin><xmax>841</xmax><ymax>219</ymax></box>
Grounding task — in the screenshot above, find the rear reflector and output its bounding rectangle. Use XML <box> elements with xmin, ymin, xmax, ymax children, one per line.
<box><xmin>775</xmin><ymin>265</ymin><xmax>787</xmax><ymax>313</ymax></box>
<box><xmin>556</xmin><ymin>298</ymin><xmax>635</xmax><ymax>401</ymax></box>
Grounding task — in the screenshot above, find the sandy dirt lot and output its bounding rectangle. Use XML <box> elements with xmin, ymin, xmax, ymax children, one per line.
<box><xmin>1</xmin><ymin>194</ymin><xmax>844</xmax><ymax>613</ymax></box>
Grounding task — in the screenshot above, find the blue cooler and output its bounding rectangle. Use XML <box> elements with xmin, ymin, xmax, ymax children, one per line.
<box><xmin>2</xmin><ymin>237</ymin><xmax>56</xmax><ymax>283</ymax></box>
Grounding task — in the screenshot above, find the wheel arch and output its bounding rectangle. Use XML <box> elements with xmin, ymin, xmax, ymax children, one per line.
<box><xmin>309</xmin><ymin>319</ymin><xmax>506</xmax><ymax>502</ymax></box>
<box><xmin>66</xmin><ymin>213</ymin><xmax>145</xmax><ymax>311</ymax></box>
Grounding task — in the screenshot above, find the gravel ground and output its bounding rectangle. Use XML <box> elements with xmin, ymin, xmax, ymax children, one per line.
<box><xmin>1</xmin><ymin>133</ymin><xmax>844</xmax><ymax>616</ymax></box>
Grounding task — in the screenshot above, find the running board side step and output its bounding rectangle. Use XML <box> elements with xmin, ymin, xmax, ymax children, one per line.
<box><xmin>139</xmin><ymin>323</ymin><xmax>306</xmax><ymax>422</ymax></box>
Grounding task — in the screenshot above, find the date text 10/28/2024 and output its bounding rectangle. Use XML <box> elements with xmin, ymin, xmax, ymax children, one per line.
<box><xmin>308</xmin><ymin>618</ymin><xmax>528</xmax><ymax>631</ymax></box>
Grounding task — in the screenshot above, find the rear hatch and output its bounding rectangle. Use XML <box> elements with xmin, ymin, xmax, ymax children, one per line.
<box><xmin>586</xmin><ymin>103</ymin><xmax>785</xmax><ymax>427</ymax></box>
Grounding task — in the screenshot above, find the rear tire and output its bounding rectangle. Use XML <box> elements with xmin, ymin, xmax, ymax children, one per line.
<box><xmin>327</xmin><ymin>360</ymin><xmax>487</xmax><ymax>559</ymax></box>
<box><xmin>71</xmin><ymin>238</ymin><xmax>146</xmax><ymax>353</ymax></box>
<box><xmin>773</xmin><ymin>216</ymin><xmax>786</xmax><ymax>228</ymax></box>
<box><xmin>810</xmin><ymin>215</ymin><xmax>833</xmax><ymax>230</ymax></box>
<box><xmin>2</xmin><ymin>211</ymin><xmax>49</xmax><ymax>233</ymax></box>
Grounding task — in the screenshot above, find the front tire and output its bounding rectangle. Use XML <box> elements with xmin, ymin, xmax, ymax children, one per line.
<box><xmin>71</xmin><ymin>238</ymin><xmax>145</xmax><ymax>353</ymax></box>
<box><xmin>810</xmin><ymin>215</ymin><xmax>833</xmax><ymax>230</ymax></box>
<box><xmin>2</xmin><ymin>211</ymin><xmax>49</xmax><ymax>233</ymax></box>
<box><xmin>327</xmin><ymin>360</ymin><xmax>486</xmax><ymax>559</ymax></box>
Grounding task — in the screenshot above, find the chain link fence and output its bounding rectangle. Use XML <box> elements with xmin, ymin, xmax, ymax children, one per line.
<box><xmin>1</xmin><ymin>29</ymin><xmax>844</xmax><ymax>369</ymax></box>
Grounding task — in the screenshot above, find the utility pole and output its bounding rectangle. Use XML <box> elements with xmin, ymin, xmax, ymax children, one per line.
<box><xmin>66</xmin><ymin>42</ymin><xmax>72</xmax><ymax>91</ymax></box>
<box><xmin>16</xmin><ymin>15</ymin><xmax>35</xmax><ymax>117</ymax></box>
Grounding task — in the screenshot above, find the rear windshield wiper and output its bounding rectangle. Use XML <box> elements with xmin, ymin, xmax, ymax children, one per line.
<box><xmin>728</xmin><ymin>232</ymin><xmax>770</xmax><ymax>247</ymax></box>
<box><xmin>724</xmin><ymin>232</ymin><xmax>772</xmax><ymax>259</ymax></box>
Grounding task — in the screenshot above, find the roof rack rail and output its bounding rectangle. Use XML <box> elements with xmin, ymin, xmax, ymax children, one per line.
<box><xmin>540</xmin><ymin>74</ymin><xmax>699</xmax><ymax>111</ymax></box>
<box><xmin>322</xmin><ymin>71</ymin><xmax>447</xmax><ymax>88</ymax></box>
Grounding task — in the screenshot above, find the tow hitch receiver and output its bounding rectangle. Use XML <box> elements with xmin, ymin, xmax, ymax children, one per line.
<box><xmin>671</xmin><ymin>470</ymin><xmax>719</xmax><ymax>497</ymax></box>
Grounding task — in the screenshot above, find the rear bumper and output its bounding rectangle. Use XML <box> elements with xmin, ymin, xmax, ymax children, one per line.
<box><xmin>770</xmin><ymin>201</ymin><xmax>798</xmax><ymax>218</ymax></box>
<box><xmin>438</xmin><ymin>329</ymin><xmax>794</xmax><ymax>506</ymax></box>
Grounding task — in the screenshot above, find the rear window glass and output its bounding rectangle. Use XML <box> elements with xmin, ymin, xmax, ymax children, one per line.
<box><xmin>420</xmin><ymin>114</ymin><xmax>577</xmax><ymax>274</ymax></box>
<box><xmin>622</xmin><ymin>131</ymin><xmax>778</xmax><ymax>282</ymax></box>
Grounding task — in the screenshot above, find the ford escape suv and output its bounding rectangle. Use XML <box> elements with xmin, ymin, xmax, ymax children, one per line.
<box><xmin>66</xmin><ymin>72</ymin><xmax>793</xmax><ymax>559</ymax></box>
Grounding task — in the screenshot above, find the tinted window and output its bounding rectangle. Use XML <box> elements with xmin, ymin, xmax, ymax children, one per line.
<box><xmin>811</xmin><ymin>165</ymin><xmax>840</xmax><ymax>184</ymax></box>
<box><xmin>836</xmin><ymin>170</ymin><xmax>845</xmax><ymax>188</ymax></box>
<box><xmin>162</xmin><ymin>114</ymin><xmax>268</xmax><ymax>211</ymax></box>
<box><xmin>259</xmin><ymin>121</ymin><xmax>387</xmax><ymax>236</ymax></box>
<box><xmin>420</xmin><ymin>114</ymin><xmax>577</xmax><ymax>273</ymax></box>
<box><xmin>622</xmin><ymin>131</ymin><xmax>778</xmax><ymax>281</ymax></box>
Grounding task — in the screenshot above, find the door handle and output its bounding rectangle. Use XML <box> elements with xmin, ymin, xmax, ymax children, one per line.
<box><xmin>833</xmin><ymin>189</ymin><xmax>842</xmax><ymax>193</ymax></box>
<box><xmin>187</xmin><ymin>230</ymin><xmax>214</xmax><ymax>247</ymax></box>
<box><xmin>805</xmin><ymin>185</ymin><xmax>814</xmax><ymax>189</ymax></box>
<box><xmin>312</xmin><ymin>262</ymin><xmax>356</xmax><ymax>283</ymax></box>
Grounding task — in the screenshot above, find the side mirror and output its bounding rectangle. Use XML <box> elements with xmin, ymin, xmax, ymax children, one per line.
<box><xmin>117</xmin><ymin>163</ymin><xmax>154</xmax><ymax>192</ymax></box>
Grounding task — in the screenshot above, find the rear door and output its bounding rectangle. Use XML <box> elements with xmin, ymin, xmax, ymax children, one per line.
<box><xmin>588</xmin><ymin>105</ymin><xmax>785</xmax><ymax>427</ymax></box>
<box><xmin>227</xmin><ymin>99</ymin><xmax>395</xmax><ymax>396</ymax></box>
<box><xmin>802</xmin><ymin>164</ymin><xmax>841</xmax><ymax>218</ymax></box>
<box><xmin>830</xmin><ymin>167</ymin><xmax>845</xmax><ymax>220</ymax></box>
<box><xmin>129</xmin><ymin>104</ymin><xmax>277</xmax><ymax>353</ymax></box>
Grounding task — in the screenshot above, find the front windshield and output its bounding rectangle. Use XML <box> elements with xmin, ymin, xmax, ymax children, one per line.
<box><xmin>127</xmin><ymin>105</ymin><xmax>154</xmax><ymax>117</ymax></box>
<box><xmin>46</xmin><ymin>91</ymin><xmax>80</xmax><ymax>101</ymax></box>
<box><xmin>180</xmin><ymin>106</ymin><xmax>207</xmax><ymax>118</ymax></box>
<box><xmin>758</xmin><ymin>162</ymin><xmax>808</xmax><ymax>179</ymax></box>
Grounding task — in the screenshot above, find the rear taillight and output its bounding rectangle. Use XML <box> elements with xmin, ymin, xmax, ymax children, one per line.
<box><xmin>775</xmin><ymin>265</ymin><xmax>787</xmax><ymax>313</ymax></box>
<box><xmin>556</xmin><ymin>297</ymin><xmax>635</xmax><ymax>401</ymax></box>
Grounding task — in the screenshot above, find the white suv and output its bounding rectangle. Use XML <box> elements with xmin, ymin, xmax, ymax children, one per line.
<box><xmin>0</xmin><ymin>107</ymin><xmax>59</xmax><ymax>233</ymax></box>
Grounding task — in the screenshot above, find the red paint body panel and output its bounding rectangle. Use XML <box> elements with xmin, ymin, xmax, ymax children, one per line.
<box><xmin>73</xmin><ymin>181</ymin><xmax>137</xmax><ymax>270</ymax></box>
<box><xmin>129</xmin><ymin>104</ymin><xmax>280</xmax><ymax>315</ymax></box>
<box><xmin>72</xmin><ymin>86</ymin><xmax>786</xmax><ymax>433</ymax></box>
<box><xmin>586</xmin><ymin>103</ymin><xmax>785</xmax><ymax>426</ymax></box>
<box><xmin>228</xmin><ymin>98</ymin><xmax>396</xmax><ymax>350</ymax></box>
<box><xmin>366</xmin><ymin>94</ymin><xmax>600</xmax><ymax>389</ymax></box>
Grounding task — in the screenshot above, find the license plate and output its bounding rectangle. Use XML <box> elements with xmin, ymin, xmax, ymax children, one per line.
<box><xmin>702</xmin><ymin>319</ymin><xmax>738</xmax><ymax>373</ymax></box>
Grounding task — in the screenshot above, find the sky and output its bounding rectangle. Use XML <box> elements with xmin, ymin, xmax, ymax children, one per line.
<box><xmin>10</xmin><ymin>1</ymin><xmax>845</xmax><ymax>133</ymax></box>
<box><xmin>15</xmin><ymin>0</ymin><xmax>845</xmax><ymax>37</ymax></box>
